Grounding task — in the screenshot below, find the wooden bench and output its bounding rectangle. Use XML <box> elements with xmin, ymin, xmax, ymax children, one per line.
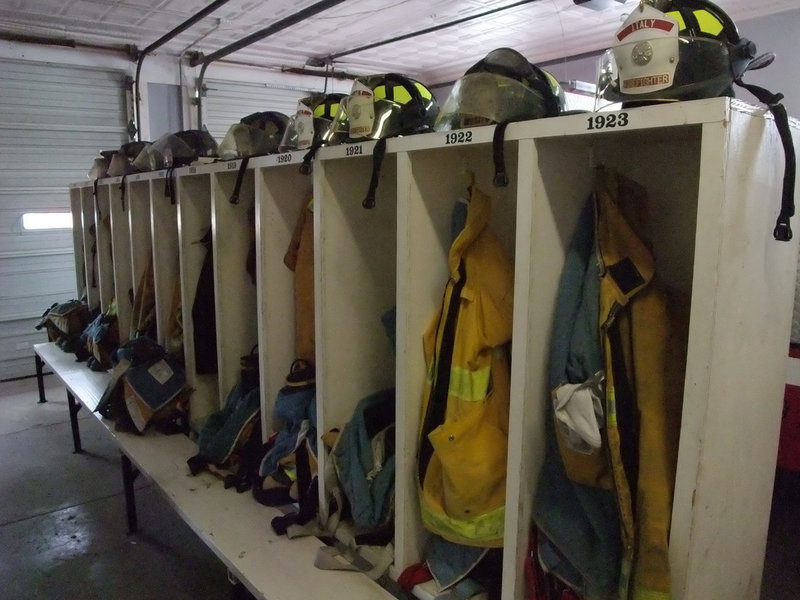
<box><xmin>33</xmin><ymin>341</ymin><xmax>399</xmax><ymax>600</ymax></box>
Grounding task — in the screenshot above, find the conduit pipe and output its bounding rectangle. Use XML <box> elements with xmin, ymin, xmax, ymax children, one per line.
<box><xmin>190</xmin><ymin>0</ymin><xmax>349</xmax><ymax>129</ymax></box>
<box><xmin>134</xmin><ymin>0</ymin><xmax>232</xmax><ymax>140</ymax></box>
<box><xmin>322</xmin><ymin>0</ymin><xmax>543</xmax><ymax>61</ymax></box>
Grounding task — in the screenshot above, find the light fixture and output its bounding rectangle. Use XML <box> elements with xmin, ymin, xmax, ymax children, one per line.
<box><xmin>573</xmin><ymin>0</ymin><xmax>628</xmax><ymax>10</ymax></box>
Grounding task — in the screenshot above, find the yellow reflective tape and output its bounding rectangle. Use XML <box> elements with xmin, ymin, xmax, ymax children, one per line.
<box><xmin>606</xmin><ymin>386</ymin><xmax>617</xmax><ymax>427</ymax></box>
<box><xmin>448</xmin><ymin>364</ymin><xmax>491</xmax><ymax>402</ymax></box>
<box><xmin>313</xmin><ymin>104</ymin><xmax>326</xmax><ymax>117</ymax></box>
<box><xmin>420</xmin><ymin>498</ymin><xmax>505</xmax><ymax>546</ymax></box>
<box><xmin>415</xmin><ymin>82</ymin><xmax>432</xmax><ymax>100</ymax></box>
<box><xmin>632</xmin><ymin>590</ymin><xmax>671</xmax><ymax>600</ymax></box>
<box><xmin>374</xmin><ymin>85</ymin><xmax>387</xmax><ymax>100</ymax></box>
<box><xmin>392</xmin><ymin>85</ymin><xmax>412</xmax><ymax>104</ymax></box>
<box><xmin>693</xmin><ymin>9</ymin><xmax>723</xmax><ymax>36</ymax></box>
<box><xmin>666</xmin><ymin>10</ymin><xmax>686</xmax><ymax>31</ymax></box>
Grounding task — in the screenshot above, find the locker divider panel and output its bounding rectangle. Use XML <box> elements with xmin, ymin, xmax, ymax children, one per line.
<box><xmin>672</xmin><ymin>114</ymin><xmax>800</xmax><ymax>598</ymax></box>
<box><xmin>255</xmin><ymin>162</ymin><xmax>313</xmax><ymax>438</ymax></box>
<box><xmin>149</xmin><ymin>179</ymin><xmax>180</xmax><ymax>348</ymax></box>
<box><xmin>211</xmin><ymin>168</ymin><xmax>258</xmax><ymax>407</ymax></box>
<box><xmin>177</xmin><ymin>173</ymin><xmax>218</xmax><ymax>428</ymax></box>
<box><xmin>94</xmin><ymin>184</ymin><xmax>114</xmax><ymax>312</ymax></box>
<box><xmin>80</xmin><ymin>186</ymin><xmax>99</xmax><ymax>310</ymax></box>
<box><xmin>69</xmin><ymin>188</ymin><xmax>86</xmax><ymax>298</ymax></box>
<box><xmin>108</xmin><ymin>181</ymin><xmax>133</xmax><ymax>344</ymax></box>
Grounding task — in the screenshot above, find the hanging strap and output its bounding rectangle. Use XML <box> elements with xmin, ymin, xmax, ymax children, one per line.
<box><xmin>735</xmin><ymin>80</ymin><xmax>795</xmax><ymax>241</ymax></box>
<box><xmin>300</xmin><ymin>141</ymin><xmax>322</xmax><ymax>175</ymax></box>
<box><xmin>493</xmin><ymin>121</ymin><xmax>511</xmax><ymax>187</ymax></box>
<box><xmin>230</xmin><ymin>156</ymin><xmax>250</xmax><ymax>205</ymax></box>
<box><xmin>120</xmin><ymin>174</ymin><xmax>127</xmax><ymax>212</ymax></box>
<box><xmin>363</xmin><ymin>138</ymin><xmax>388</xmax><ymax>209</ymax></box>
<box><xmin>164</xmin><ymin>167</ymin><xmax>176</xmax><ymax>204</ymax></box>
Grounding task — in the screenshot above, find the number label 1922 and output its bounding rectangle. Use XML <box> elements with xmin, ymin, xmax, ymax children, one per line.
<box><xmin>346</xmin><ymin>145</ymin><xmax>363</xmax><ymax>156</ymax></box>
<box><xmin>587</xmin><ymin>112</ymin><xmax>629</xmax><ymax>130</ymax></box>
<box><xmin>445</xmin><ymin>131</ymin><xmax>473</xmax><ymax>145</ymax></box>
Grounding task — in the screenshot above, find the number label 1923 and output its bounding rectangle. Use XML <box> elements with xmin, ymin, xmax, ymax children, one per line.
<box><xmin>445</xmin><ymin>131</ymin><xmax>473</xmax><ymax>145</ymax></box>
<box><xmin>346</xmin><ymin>145</ymin><xmax>363</xmax><ymax>156</ymax></box>
<box><xmin>587</xmin><ymin>112</ymin><xmax>629</xmax><ymax>130</ymax></box>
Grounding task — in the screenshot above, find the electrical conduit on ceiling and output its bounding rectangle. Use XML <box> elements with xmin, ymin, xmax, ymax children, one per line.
<box><xmin>134</xmin><ymin>0</ymin><xmax>233</xmax><ymax>141</ymax></box>
<box><xmin>190</xmin><ymin>0</ymin><xmax>349</xmax><ymax>129</ymax></box>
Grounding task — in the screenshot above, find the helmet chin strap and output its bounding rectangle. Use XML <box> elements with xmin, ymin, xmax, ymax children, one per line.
<box><xmin>735</xmin><ymin>79</ymin><xmax>795</xmax><ymax>241</ymax></box>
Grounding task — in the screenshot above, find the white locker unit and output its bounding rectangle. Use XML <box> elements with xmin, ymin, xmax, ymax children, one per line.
<box><xmin>65</xmin><ymin>97</ymin><xmax>798</xmax><ymax>600</ymax></box>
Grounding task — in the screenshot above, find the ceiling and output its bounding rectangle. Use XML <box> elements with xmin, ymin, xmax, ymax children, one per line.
<box><xmin>1</xmin><ymin>0</ymin><xmax>799</xmax><ymax>86</ymax></box>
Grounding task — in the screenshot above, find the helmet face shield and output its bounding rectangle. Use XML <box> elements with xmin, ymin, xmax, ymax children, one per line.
<box><xmin>132</xmin><ymin>130</ymin><xmax>217</xmax><ymax>171</ymax></box>
<box><xmin>133</xmin><ymin>134</ymin><xmax>194</xmax><ymax>171</ymax></box>
<box><xmin>279</xmin><ymin>99</ymin><xmax>317</xmax><ymax>152</ymax></box>
<box><xmin>434</xmin><ymin>73</ymin><xmax>551</xmax><ymax>131</ymax></box>
<box><xmin>107</xmin><ymin>141</ymin><xmax>150</xmax><ymax>176</ymax></box>
<box><xmin>218</xmin><ymin>113</ymin><xmax>287</xmax><ymax>158</ymax></box>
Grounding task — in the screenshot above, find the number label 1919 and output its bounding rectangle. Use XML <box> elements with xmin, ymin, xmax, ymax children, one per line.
<box><xmin>587</xmin><ymin>112</ymin><xmax>629</xmax><ymax>130</ymax></box>
<box><xmin>346</xmin><ymin>145</ymin><xmax>363</xmax><ymax>156</ymax></box>
<box><xmin>445</xmin><ymin>131</ymin><xmax>473</xmax><ymax>145</ymax></box>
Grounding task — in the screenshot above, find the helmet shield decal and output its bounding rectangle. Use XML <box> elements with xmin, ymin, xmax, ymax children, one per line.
<box><xmin>348</xmin><ymin>80</ymin><xmax>376</xmax><ymax>139</ymax></box>
<box><xmin>612</xmin><ymin>4</ymin><xmax>679</xmax><ymax>95</ymax></box>
<box><xmin>434</xmin><ymin>72</ymin><xmax>550</xmax><ymax>131</ymax></box>
<box><xmin>279</xmin><ymin>100</ymin><xmax>316</xmax><ymax>152</ymax></box>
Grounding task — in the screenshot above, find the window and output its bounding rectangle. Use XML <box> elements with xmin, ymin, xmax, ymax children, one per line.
<box><xmin>21</xmin><ymin>212</ymin><xmax>73</xmax><ymax>231</ymax></box>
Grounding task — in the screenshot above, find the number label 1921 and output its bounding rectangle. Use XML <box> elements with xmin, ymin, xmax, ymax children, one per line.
<box><xmin>587</xmin><ymin>112</ymin><xmax>629</xmax><ymax>130</ymax></box>
<box><xmin>445</xmin><ymin>131</ymin><xmax>473</xmax><ymax>145</ymax></box>
<box><xmin>346</xmin><ymin>145</ymin><xmax>363</xmax><ymax>156</ymax></box>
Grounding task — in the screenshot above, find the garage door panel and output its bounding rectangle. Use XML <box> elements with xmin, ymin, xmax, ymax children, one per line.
<box><xmin>0</xmin><ymin>58</ymin><xmax>126</xmax><ymax>379</ymax></box>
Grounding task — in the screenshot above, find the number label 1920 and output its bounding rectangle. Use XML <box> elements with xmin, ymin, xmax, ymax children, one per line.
<box><xmin>276</xmin><ymin>153</ymin><xmax>293</xmax><ymax>164</ymax></box>
<box><xmin>445</xmin><ymin>131</ymin><xmax>473</xmax><ymax>145</ymax></box>
<box><xmin>587</xmin><ymin>112</ymin><xmax>629</xmax><ymax>130</ymax></box>
<box><xmin>346</xmin><ymin>145</ymin><xmax>363</xmax><ymax>156</ymax></box>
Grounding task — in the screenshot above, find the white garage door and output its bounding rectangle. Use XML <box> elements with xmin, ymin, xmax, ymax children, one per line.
<box><xmin>0</xmin><ymin>59</ymin><xmax>127</xmax><ymax>380</ymax></box>
<box><xmin>203</xmin><ymin>78</ymin><xmax>319</xmax><ymax>142</ymax></box>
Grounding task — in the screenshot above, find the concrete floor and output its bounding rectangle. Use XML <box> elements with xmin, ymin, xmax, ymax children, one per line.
<box><xmin>0</xmin><ymin>374</ymin><xmax>798</xmax><ymax>599</ymax></box>
<box><xmin>0</xmin><ymin>375</ymin><xmax>233</xmax><ymax>600</ymax></box>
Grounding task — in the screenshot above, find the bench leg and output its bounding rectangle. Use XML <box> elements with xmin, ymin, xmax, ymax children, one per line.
<box><xmin>35</xmin><ymin>354</ymin><xmax>47</xmax><ymax>403</ymax></box>
<box><xmin>121</xmin><ymin>454</ymin><xmax>140</xmax><ymax>534</ymax></box>
<box><xmin>66</xmin><ymin>391</ymin><xmax>82</xmax><ymax>453</ymax></box>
